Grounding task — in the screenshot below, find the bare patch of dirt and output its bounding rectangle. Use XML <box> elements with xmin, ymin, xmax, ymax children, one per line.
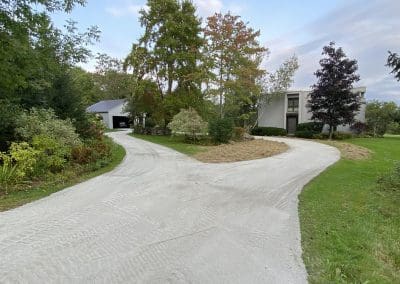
<box><xmin>319</xmin><ymin>140</ymin><xmax>372</xmax><ymax>160</ymax></box>
<box><xmin>193</xmin><ymin>139</ymin><xmax>288</xmax><ymax>163</ymax></box>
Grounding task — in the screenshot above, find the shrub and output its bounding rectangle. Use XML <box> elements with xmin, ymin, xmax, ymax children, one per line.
<box><xmin>16</xmin><ymin>108</ymin><xmax>81</xmax><ymax>148</ymax></box>
<box><xmin>251</xmin><ymin>127</ymin><xmax>287</xmax><ymax>136</ymax></box>
<box><xmin>314</xmin><ymin>132</ymin><xmax>353</xmax><ymax>140</ymax></box>
<box><xmin>32</xmin><ymin>135</ymin><xmax>70</xmax><ymax>173</ymax></box>
<box><xmin>208</xmin><ymin>117</ymin><xmax>234</xmax><ymax>143</ymax></box>
<box><xmin>71</xmin><ymin>145</ymin><xmax>94</xmax><ymax>165</ymax></box>
<box><xmin>377</xmin><ymin>162</ymin><xmax>400</xmax><ymax>192</ymax></box>
<box><xmin>295</xmin><ymin>130</ymin><xmax>315</xmax><ymax>139</ymax></box>
<box><xmin>75</xmin><ymin>113</ymin><xmax>106</xmax><ymax>140</ymax></box>
<box><xmin>85</xmin><ymin>138</ymin><xmax>113</xmax><ymax>170</ymax></box>
<box><xmin>0</xmin><ymin>142</ymin><xmax>38</xmax><ymax>191</ymax></box>
<box><xmin>350</xmin><ymin>121</ymin><xmax>367</xmax><ymax>135</ymax></box>
<box><xmin>386</xmin><ymin>122</ymin><xmax>400</xmax><ymax>135</ymax></box>
<box><xmin>168</xmin><ymin>108</ymin><xmax>208</xmax><ymax>140</ymax></box>
<box><xmin>232</xmin><ymin>127</ymin><xmax>246</xmax><ymax>141</ymax></box>
<box><xmin>296</xmin><ymin>122</ymin><xmax>324</xmax><ymax>133</ymax></box>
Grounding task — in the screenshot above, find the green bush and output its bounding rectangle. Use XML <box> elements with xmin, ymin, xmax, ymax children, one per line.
<box><xmin>208</xmin><ymin>117</ymin><xmax>234</xmax><ymax>143</ymax></box>
<box><xmin>85</xmin><ymin>138</ymin><xmax>113</xmax><ymax>170</ymax></box>
<box><xmin>296</xmin><ymin>122</ymin><xmax>324</xmax><ymax>133</ymax></box>
<box><xmin>386</xmin><ymin>122</ymin><xmax>400</xmax><ymax>135</ymax></box>
<box><xmin>16</xmin><ymin>108</ymin><xmax>81</xmax><ymax>148</ymax></box>
<box><xmin>251</xmin><ymin>127</ymin><xmax>287</xmax><ymax>136</ymax></box>
<box><xmin>0</xmin><ymin>142</ymin><xmax>38</xmax><ymax>191</ymax></box>
<box><xmin>32</xmin><ymin>135</ymin><xmax>70</xmax><ymax>173</ymax></box>
<box><xmin>75</xmin><ymin>113</ymin><xmax>106</xmax><ymax>140</ymax></box>
<box><xmin>377</xmin><ymin>162</ymin><xmax>400</xmax><ymax>192</ymax></box>
<box><xmin>295</xmin><ymin>130</ymin><xmax>315</xmax><ymax>139</ymax></box>
<box><xmin>314</xmin><ymin>132</ymin><xmax>354</xmax><ymax>140</ymax></box>
<box><xmin>168</xmin><ymin>108</ymin><xmax>208</xmax><ymax>141</ymax></box>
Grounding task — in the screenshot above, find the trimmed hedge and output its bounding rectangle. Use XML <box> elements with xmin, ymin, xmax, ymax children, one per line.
<box><xmin>294</xmin><ymin>130</ymin><xmax>315</xmax><ymax>138</ymax></box>
<box><xmin>208</xmin><ymin>117</ymin><xmax>234</xmax><ymax>143</ymax></box>
<box><xmin>251</xmin><ymin>127</ymin><xmax>287</xmax><ymax>136</ymax></box>
<box><xmin>296</xmin><ymin>122</ymin><xmax>324</xmax><ymax>133</ymax></box>
<box><xmin>294</xmin><ymin>122</ymin><xmax>324</xmax><ymax>139</ymax></box>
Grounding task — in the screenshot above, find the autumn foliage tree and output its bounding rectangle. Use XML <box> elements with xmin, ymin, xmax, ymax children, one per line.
<box><xmin>204</xmin><ymin>12</ymin><xmax>267</xmax><ymax>123</ymax></box>
<box><xmin>308</xmin><ymin>42</ymin><xmax>361</xmax><ymax>139</ymax></box>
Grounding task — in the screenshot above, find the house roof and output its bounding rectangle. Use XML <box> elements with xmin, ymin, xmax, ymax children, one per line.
<box><xmin>87</xmin><ymin>99</ymin><xmax>127</xmax><ymax>113</ymax></box>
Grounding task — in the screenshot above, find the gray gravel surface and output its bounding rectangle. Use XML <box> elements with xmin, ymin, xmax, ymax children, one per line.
<box><xmin>0</xmin><ymin>130</ymin><xmax>339</xmax><ymax>283</ymax></box>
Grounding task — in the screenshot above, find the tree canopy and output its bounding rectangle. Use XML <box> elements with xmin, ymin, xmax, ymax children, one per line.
<box><xmin>387</xmin><ymin>51</ymin><xmax>400</xmax><ymax>81</ymax></box>
<box><xmin>204</xmin><ymin>12</ymin><xmax>267</xmax><ymax>121</ymax></box>
<box><xmin>308</xmin><ymin>42</ymin><xmax>361</xmax><ymax>139</ymax></box>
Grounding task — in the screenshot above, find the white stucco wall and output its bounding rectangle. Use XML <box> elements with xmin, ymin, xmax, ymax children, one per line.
<box><xmin>258</xmin><ymin>88</ymin><xmax>366</xmax><ymax>133</ymax></box>
<box><xmin>258</xmin><ymin>95</ymin><xmax>286</xmax><ymax>128</ymax></box>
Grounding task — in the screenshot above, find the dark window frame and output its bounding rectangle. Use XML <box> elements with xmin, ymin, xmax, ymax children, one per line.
<box><xmin>287</xmin><ymin>97</ymin><xmax>299</xmax><ymax>113</ymax></box>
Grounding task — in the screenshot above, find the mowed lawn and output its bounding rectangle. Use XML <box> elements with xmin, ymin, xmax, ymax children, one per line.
<box><xmin>300</xmin><ymin>136</ymin><xmax>400</xmax><ymax>283</ymax></box>
<box><xmin>130</xmin><ymin>134</ymin><xmax>208</xmax><ymax>155</ymax></box>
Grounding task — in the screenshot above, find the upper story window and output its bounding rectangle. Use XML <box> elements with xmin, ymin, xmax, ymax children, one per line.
<box><xmin>287</xmin><ymin>97</ymin><xmax>299</xmax><ymax>112</ymax></box>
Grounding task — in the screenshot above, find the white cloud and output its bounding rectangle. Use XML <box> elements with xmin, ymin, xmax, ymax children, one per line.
<box><xmin>265</xmin><ymin>0</ymin><xmax>400</xmax><ymax>103</ymax></box>
<box><xmin>193</xmin><ymin>0</ymin><xmax>223</xmax><ymax>17</ymax></box>
<box><xmin>105</xmin><ymin>1</ymin><xmax>145</xmax><ymax>18</ymax></box>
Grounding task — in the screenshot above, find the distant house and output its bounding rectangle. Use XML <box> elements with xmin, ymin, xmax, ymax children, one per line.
<box><xmin>87</xmin><ymin>99</ymin><xmax>130</xmax><ymax>129</ymax></box>
<box><xmin>258</xmin><ymin>87</ymin><xmax>366</xmax><ymax>135</ymax></box>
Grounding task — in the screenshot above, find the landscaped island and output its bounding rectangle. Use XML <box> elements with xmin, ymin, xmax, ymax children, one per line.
<box><xmin>131</xmin><ymin>133</ymin><xmax>288</xmax><ymax>163</ymax></box>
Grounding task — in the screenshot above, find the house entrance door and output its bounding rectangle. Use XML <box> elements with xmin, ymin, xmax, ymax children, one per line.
<box><xmin>287</xmin><ymin>116</ymin><xmax>298</xmax><ymax>135</ymax></box>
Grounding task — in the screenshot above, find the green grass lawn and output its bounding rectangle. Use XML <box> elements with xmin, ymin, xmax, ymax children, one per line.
<box><xmin>0</xmin><ymin>140</ymin><xmax>126</xmax><ymax>211</ymax></box>
<box><xmin>300</xmin><ymin>136</ymin><xmax>400</xmax><ymax>283</ymax></box>
<box><xmin>130</xmin><ymin>133</ymin><xmax>207</xmax><ymax>156</ymax></box>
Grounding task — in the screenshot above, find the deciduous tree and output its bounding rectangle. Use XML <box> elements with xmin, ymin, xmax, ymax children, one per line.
<box><xmin>308</xmin><ymin>42</ymin><xmax>361</xmax><ymax>139</ymax></box>
<box><xmin>204</xmin><ymin>12</ymin><xmax>267</xmax><ymax>119</ymax></box>
<box><xmin>125</xmin><ymin>0</ymin><xmax>207</xmax><ymax>126</ymax></box>
<box><xmin>387</xmin><ymin>51</ymin><xmax>400</xmax><ymax>81</ymax></box>
<box><xmin>366</xmin><ymin>100</ymin><xmax>398</xmax><ymax>137</ymax></box>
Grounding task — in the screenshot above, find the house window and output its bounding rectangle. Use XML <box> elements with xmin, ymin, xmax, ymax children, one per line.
<box><xmin>287</xmin><ymin>97</ymin><xmax>299</xmax><ymax>112</ymax></box>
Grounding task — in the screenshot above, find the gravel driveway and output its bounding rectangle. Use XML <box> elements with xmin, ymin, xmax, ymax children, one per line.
<box><xmin>0</xmin><ymin>130</ymin><xmax>339</xmax><ymax>283</ymax></box>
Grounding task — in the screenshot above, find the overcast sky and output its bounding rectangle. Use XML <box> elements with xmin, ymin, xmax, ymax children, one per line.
<box><xmin>52</xmin><ymin>0</ymin><xmax>400</xmax><ymax>103</ymax></box>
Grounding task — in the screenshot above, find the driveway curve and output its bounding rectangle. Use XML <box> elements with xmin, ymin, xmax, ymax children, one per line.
<box><xmin>0</xmin><ymin>131</ymin><xmax>339</xmax><ymax>283</ymax></box>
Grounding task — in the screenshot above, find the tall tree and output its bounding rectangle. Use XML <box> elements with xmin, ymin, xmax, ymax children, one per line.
<box><xmin>308</xmin><ymin>42</ymin><xmax>361</xmax><ymax>139</ymax></box>
<box><xmin>138</xmin><ymin>0</ymin><xmax>205</xmax><ymax>97</ymax></box>
<box><xmin>93</xmin><ymin>53</ymin><xmax>132</xmax><ymax>100</ymax></box>
<box><xmin>125</xmin><ymin>0</ymin><xmax>206</xmax><ymax>125</ymax></box>
<box><xmin>387</xmin><ymin>51</ymin><xmax>400</xmax><ymax>81</ymax></box>
<box><xmin>0</xmin><ymin>0</ymin><xmax>99</xmax><ymax>112</ymax></box>
<box><xmin>204</xmin><ymin>12</ymin><xmax>267</xmax><ymax>119</ymax></box>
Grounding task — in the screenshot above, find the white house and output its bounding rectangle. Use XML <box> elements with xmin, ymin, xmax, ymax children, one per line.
<box><xmin>87</xmin><ymin>99</ymin><xmax>130</xmax><ymax>129</ymax></box>
<box><xmin>258</xmin><ymin>87</ymin><xmax>366</xmax><ymax>134</ymax></box>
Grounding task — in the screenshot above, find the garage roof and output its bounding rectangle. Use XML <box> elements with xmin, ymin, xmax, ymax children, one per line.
<box><xmin>87</xmin><ymin>99</ymin><xmax>127</xmax><ymax>113</ymax></box>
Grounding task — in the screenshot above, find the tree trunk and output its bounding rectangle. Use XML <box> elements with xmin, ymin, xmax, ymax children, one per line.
<box><xmin>219</xmin><ymin>55</ymin><xmax>224</xmax><ymax>119</ymax></box>
<box><xmin>329</xmin><ymin>125</ymin><xmax>334</xmax><ymax>140</ymax></box>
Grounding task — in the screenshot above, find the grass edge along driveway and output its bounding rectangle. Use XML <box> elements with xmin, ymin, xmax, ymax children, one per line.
<box><xmin>300</xmin><ymin>136</ymin><xmax>400</xmax><ymax>283</ymax></box>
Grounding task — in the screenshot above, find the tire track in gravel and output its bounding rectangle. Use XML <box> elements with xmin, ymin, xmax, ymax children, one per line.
<box><xmin>0</xmin><ymin>130</ymin><xmax>340</xmax><ymax>283</ymax></box>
